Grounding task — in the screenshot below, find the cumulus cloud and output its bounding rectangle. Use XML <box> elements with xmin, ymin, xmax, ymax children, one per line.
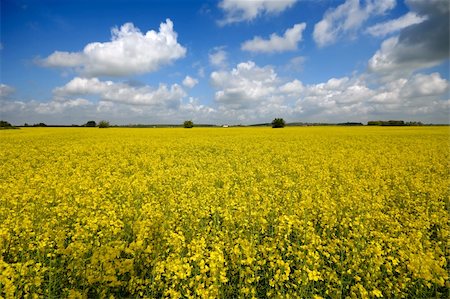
<box><xmin>368</xmin><ymin>0</ymin><xmax>449</xmax><ymax>78</ymax></box>
<box><xmin>209</xmin><ymin>47</ymin><xmax>228</xmax><ymax>68</ymax></box>
<box><xmin>297</xmin><ymin>77</ymin><xmax>375</xmax><ymax>117</ymax></box>
<box><xmin>40</xmin><ymin>19</ymin><xmax>186</xmax><ymax>77</ymax></box>
<box><xmin>241</xmin><ymin>23</ymin><xmax>306</xmax><ymax>53</ymax></box>
<box><xmin>35</xmin><ymin>98</ymin><xmax>93</xmax><ymax>114</ymax></box>
<box><xmin>279</xmin><ymin>79</ymin><xmax>304</xmax><ymax>96</ymax></box>
<box><xmin>210</xmin><ymin>61</ymin><xmax>280</xmax><ymax>110</ymax></box>
<box><xmin>54</xmin><ymin>77</ymin><xmax>186</xmax><ymax>107</ymax></box>
<box><xmin>182</xmin><ymin>76</ymin><xmax>198</xmax><ymax>88</ymax></box>
<box><xmin>218</xmin><ymin>0</ymin><xmax>297</xmax><ymax>25</ymax></box>
<box><xmin>367</xmin><ymin>73</ymin><xmax>449</xmax><ymax>118</ymax></box>
<box><xmin>313</xmin><ymin>0</ymin><xmax>396</xmax><ymax>47</ymax></box>
<box><xmin>397</xmin><ymin>72</ymin><xmax>449</xmax><ymax>99</ymax></box>
<box><xmin>366</xmin><ymin>12</ymin><xmax>427</xmax><ymax>37</ymax></box>
<box><xmin>300</xmin><ymin>72</ymin><xmax>449</xmax><ymax>120</ymax></box>
<box><xmin>0</xmin><ymin>83</ymin><xmax>15</xmax><ymax>99</ymax></box>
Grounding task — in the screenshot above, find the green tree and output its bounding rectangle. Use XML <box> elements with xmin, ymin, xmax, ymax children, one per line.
<box><xmin>98</xmin><ymin>120</ymin><xmax>110</xmax><ymax>128</ymax></box>
<box><xmin>271</xmin><ymin>118</ymin><xmax>286</xmax><ymax>128</ymax></box>
<box><xmin>85</xmin><ymin>120</ymin><xmax>96</xmax><ymax>127</ymax></box>
<box><xmin>0</xmin><ymin>120</ymin><xmax>12</xmax><ymax>127</ymax></box>
<box><xmin>0</xmin><ymin>120</ymin><xmax>19</xmax><ymax>129</ymax></box>
<box><xmin>183</xmin><ymin>120</ymin><xmax>194</xmax><ymax>128</ymax></box>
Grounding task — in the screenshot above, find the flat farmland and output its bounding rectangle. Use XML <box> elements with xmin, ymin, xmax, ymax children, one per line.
<box><xmin>0</xmin><ymin>127</ymin><xmax>448</xmax><ymax>298</ymax></box>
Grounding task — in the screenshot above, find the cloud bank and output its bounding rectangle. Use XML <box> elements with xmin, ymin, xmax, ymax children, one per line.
<box><xmin>3</xmin><ymin>61</ymin><xmax>449</xmax><ymax>125</ymax></box>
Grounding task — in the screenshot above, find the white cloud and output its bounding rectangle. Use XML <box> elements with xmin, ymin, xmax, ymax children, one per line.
<box><xmin>210</xmin><ymin>61</ymin><xmax>279</xmax><ymax>110</ymax></box>
<box><xmin>0</xmin><ymin>100</ymin><xmax>26</xmax><ymax>114</ymax></box>
<box><xmin>3</xmin><ymin>65</ymin><xmax>449</xmax><ymax>125</ymax></box>
<box><xmin>182</xmin><ymin>76</ymin><xmax>198</xmax><ymax>88</ymax></box>
<box><xmin>180</xmin><ymin>97</ymin><xmax>216</xmax><ymax>115</ymax></box>
<box><xmin>241</xmin><ymin>23</ymin><xmax>306</xmax><ymax>53</ymax></box>
<box><xmin>298</xmin><ymin>77</ymin><xmax>375</xmax><ymax>116</ymax></box>
<box><xmin>91</xmin><ymin>96</ymin><xmax>216</xmax><ymax>124</ymax></box>
<box><xmin>0</xmin><ymin>83</ymin><xmax>15</xmax><ymax>99</ymax></box>
<box><xmin>283</xmin><ymin>56</ymin><xmax>306</xmax><ymax>72</ymax></box>
<box><xmin>40</xmin><ymin>19</ymin><xmax>186</xmax><ymax>77</ymax></box>
<box><xmin>209</xmin><ymin>47</ymin><xmax>228</xmax><ymax>68</ymax></box>
<box><xmin>368</xmin><ymin>0</ymin><xmax>449</xmax><ymax>78</ymax></box>
<box><xmin>367</xmin><ymin>73</ymin><xmax>449</xmax><ymax>119</ymax></box>
<box><xmin>54</xmin><ymin>77</ymin><xmax>186</xmax><ymax>107</ymax></box>
<box><xmin>0</xmin><ymin>97</ymin><xmax>94</xmax><ymax>126</ymax></box>
<box><xmin>400</xmin><ymin>72</ymin><xmax>449</xmax><ymax>98</ymax></box>
<box><xmin>53</xmin><ymin>77</ymin><xmax>110</xmax><ymax>95</ymax></box>
<box><xmin>42</xmin><ymin>52</ymin><xmax>84</xmax><ymax>68</ymax></box>
<box><xmin>209</xmin><ymin>61</ymin><xmax>449</xmax><ymax>123</ymax></box>
<box><xmin>218</xmin><ymin>0</ymin><xmax>297</xmax><ymax>25</ymax></box>
<box><xmin>279</xmin><ymin>79</ymin><xmax>304</xmax><ymax>95</ymax></box>
<box><xmin>366</xmin><ymin>12</ymin><xmax>427</xmax><ymax>37</ymax></box>
<box><xmin>313</xmin><ymin>0</ymin><xmax>396</xmax><ymax>47</ymax></box>
<box><xmin>297</xmin><ymin>72</ymin><xmax>449</xmax><ymax>121</ymax></box>
<box><xmin>35</xmin><ymin>98</ymin><xmax>93</xmax><ymax>114</ymax></box>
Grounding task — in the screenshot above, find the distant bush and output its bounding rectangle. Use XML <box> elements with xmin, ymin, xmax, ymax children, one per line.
<box><xmin>99</xmin><ymin>121</ymin><xmax>110</xmax><ymax>128</ymax></box>
<box><xmin>271</xmin><ymin>118</ymin><xmax>286</xmax><ymax>128</ymax></box>
<box><xmin>184</xmin><ymin>120</ymin><xmax>194</xmax><ymax>128</ymax></box>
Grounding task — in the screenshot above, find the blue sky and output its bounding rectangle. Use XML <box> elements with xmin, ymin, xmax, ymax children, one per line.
<box><xmin>1</xmin><ymin>0</ymin><xmax>449</xmax><ymax>125</ymax></box>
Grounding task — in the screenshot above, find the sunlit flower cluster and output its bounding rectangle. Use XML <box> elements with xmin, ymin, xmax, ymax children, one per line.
<box><xmin>1</xmin><ymin>127</ymin><xmax>448</xmax><ymax>298</ymax></box>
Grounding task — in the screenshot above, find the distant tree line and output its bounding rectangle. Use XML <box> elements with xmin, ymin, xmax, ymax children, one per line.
<box><xmin>4</xmin><ymin>118</ymin><xmax>435</xmax><ymax>129</ymax></box>
<box><xmin>337</xmin><ymin>122</ymin><xmax>363</xmax><ymax>126</ymax></box>
<box><xmin>23</xmin><ymin>122</ymin><xmax>47</xmax><ymax>127</ymax></box>
<box><xmin>367</xmin><ymin>120</ymin><xmax>423</xmax><ymax>126</ymax></box>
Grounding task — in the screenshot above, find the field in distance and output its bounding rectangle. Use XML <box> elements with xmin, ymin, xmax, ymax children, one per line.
<box><xmin>1</xmin><ymin>127</ymin><xmax>448</xmax><ymax>298</ymax></box>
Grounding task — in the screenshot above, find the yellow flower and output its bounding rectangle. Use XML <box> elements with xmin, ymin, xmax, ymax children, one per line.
<box><xmin>1</xmin><ymin>126</ymin><xmax>448</xmax><ymax>298</ymax></box>
<box><xmin>372</xmin><ymin>289</ymin><xmax>383</xmax><ymax>297</ymax></box>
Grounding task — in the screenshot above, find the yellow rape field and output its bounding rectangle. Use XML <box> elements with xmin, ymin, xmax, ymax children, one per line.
<box><xmin>0</xmin><ymin>127</ymin><xmax>449</xmax><ymax>298</ymax></box>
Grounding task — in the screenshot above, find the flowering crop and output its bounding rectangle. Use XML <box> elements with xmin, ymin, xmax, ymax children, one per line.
<box><xmin>0</xmin><ymin>127</ymin><xmax>448</xmax><ymax>298</ymax></box>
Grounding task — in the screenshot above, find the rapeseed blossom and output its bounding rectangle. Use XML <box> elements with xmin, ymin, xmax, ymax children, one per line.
<box><xmin>0</xmin><ymin>127</ymin><xmax>448</xmax><ymax>297</ymax></box>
